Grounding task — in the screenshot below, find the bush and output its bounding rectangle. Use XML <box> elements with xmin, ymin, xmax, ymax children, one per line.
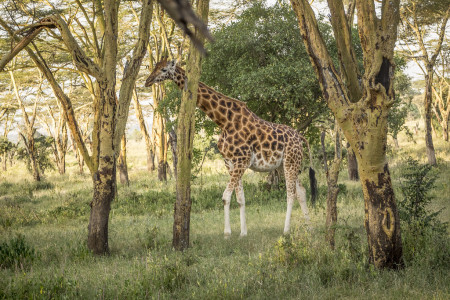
<box><xmin>398</xmin><ymin>157</ymin><xmax>448</xmax><ymax>264</ymax></box>
<box><xmin>0</xmin><ymin>234</ymin><xmax>37</xmax><ymax>269</ymax></box>
<box><xmin>398</xmin><ymin>157</ymin><xmax>446</xmax><ymax>234</ymax></box>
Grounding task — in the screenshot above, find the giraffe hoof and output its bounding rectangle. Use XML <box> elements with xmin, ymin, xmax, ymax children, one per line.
<box><xmin>239</xmin><ymin>233</ymin><xmax>247</xmax><ymax>238</ymax></box>
<box><xmin>224</xmin><ymin>232</ymin><xmax>231</xmax><ymax>239</ymax></box>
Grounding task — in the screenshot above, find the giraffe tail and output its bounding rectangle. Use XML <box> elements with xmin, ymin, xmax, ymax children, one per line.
<box><xmin>300</xmin><ymin>135</ymin><xmax>317</xmax><ymax>206</ymax></box>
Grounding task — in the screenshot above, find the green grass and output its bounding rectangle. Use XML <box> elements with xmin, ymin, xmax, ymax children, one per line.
<box><xmin>0</xmin><ymin>134</ymin><xmax>449</xmax><ymax>299</ymax></box>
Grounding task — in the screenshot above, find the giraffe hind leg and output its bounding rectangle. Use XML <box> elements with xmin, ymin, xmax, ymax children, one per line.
<box><xmin>235</xmin><ymin>179</ymin><xmax>247</xmax><ymax>237</ymax></box>
<box><xmin>296</xmin><ymin>180</ymin><xmax>311</xmax><ymax>226</ymax></box>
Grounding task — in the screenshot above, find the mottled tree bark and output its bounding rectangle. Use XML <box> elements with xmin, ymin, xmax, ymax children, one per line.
<box><xmin>173</xmin><ymin>0</ymin><xmax>210</xmax><ymax>251</ymax></box>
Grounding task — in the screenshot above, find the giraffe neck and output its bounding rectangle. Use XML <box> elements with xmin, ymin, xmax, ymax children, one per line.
<box><xmin>171</xmin><ymin>66</ymin><xmax>250</xmax><ymax>129</ymax></box>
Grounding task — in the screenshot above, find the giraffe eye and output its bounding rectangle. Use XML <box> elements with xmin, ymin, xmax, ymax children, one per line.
<box><xmin>162</xmin><ymin>68</ymin><xmax>167</xmax><ymax>72</ymax></box>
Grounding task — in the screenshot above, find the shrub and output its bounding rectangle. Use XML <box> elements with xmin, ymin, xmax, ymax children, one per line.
<box><xmin>398</xmin><ymin>157</ymin><xmax>448</xmax><ymax>263</ymax></box>
<box><xmin>398</xmin><ymin>157</ymin><xmax>446</xmax><ymax>234</ymax></box>
<box><xmin>0</xmin><ymin>234</ymin><xmax>37</xmax><ymax>269</ymax></box>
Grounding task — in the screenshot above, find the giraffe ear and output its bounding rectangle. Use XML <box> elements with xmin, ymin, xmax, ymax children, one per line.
<box><xmin>170</xmin><ymin>59</ymin><xmax>177</xmax><ymax>67</ymax></box>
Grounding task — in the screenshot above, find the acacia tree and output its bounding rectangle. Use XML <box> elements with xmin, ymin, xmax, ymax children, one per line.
<box><xmin>9</xmin><ymin>70</ymin><xmax>41</xmax><ymax>181</ymax></box>
<box><xmin>0</xmin><ymin>0</ymin><xmax>153</xmax><ymax>254</ymax></box>
<box><xmin>290</xmin><ymin>0</ymin><xmax>403</xmax><ymax>268</ymax></box>
<box><xmin>400</xmin><ymin>1</ymin><xmax>450</xmax><ymax>164</ymax></box>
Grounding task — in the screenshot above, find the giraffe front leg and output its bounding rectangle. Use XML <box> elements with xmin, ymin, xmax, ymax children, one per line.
<box><xmin>235</xmin><ymin>179</ymin><xmax>247</xmax><ymax>237</ymax></box>
<box><xmin>222</xmin><ymin>182</ymin><xmax>233</xmax><ymax>238</ymax></box>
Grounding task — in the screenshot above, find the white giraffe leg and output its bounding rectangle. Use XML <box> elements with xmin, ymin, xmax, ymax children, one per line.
<box><xmin>283</xmin><ymin>178</ymin><xmax>296</xmax><ymax>234</ymax></box>
<box><xmin>296</xmin><ymin>181</ymin><xmax>311</xmax><ymax>225</ymax></box>
<box><xmin>222</xmin><ymin>183</ymin><xmax>233</xmax><ymax>238</ymax></box>
<box><xmin>235</xmin><ymin>179</ymin><xmax>247</xmax><ymax>237</ymax></box>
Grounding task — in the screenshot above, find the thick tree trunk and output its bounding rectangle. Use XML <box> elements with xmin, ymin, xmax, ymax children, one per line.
<box><xmin>359</xmin><ymin>162</ymin><xmax>403</xmax><ymax>268</ymax></box>
<box><xmin>118</xmin><ymin>134</ymin><xmax>129</xmax><ymax>186</ymax></box>
<box><xmin>346</xmin><ymin>142</ymin><xmax>359</xmax><ymax>180</ymax></box>
<box><xmin>88</xmin><ymin>166</ymin><xmax>115</xmax><ymax>255</ymax></box>
<box><xmin>173</xmin><ymin>0</ymin><xmax>210</xmax><ymax>251</ymax></box>
<box><xmin>424</xmin><ymin>67</ymin><xmax>437</xmax><ymax>165</ymax></box>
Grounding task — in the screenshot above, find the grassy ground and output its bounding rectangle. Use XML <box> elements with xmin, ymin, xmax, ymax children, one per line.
<box><xmin>0</xmin><ymin>132</ymin><xmax>449</xmax><ymax>299</ymax></box>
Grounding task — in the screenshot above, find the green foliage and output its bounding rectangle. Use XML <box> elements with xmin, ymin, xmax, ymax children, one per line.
<box><xmin>388</xmin><ymin>56</ymin><xmax>415</xmax><ymax>141</ymax></box>
<box><xmin>16</xmin><ymin>135</ymin><xmax>55</xmax><ymax>175</ymax></box>
<box><xmin>0</xmin><ymin>234</ymin><xmax>37</xmax><ymax>269</ymax></box>
<box><xmin>0</xmin><ymin>137</ymin><xmax>14</xmax><ymax>155</ymax></box>
<box><xmin>398</xmin><ymin>157</ymin><xmax>448</xmax><ymax>264</ymax></box>
<box><xmin>201</xmin><ymin>2</ymin><xmax>330</xmax><ymax>140</ymax></box>
<box><xmin>398</xmin><ymin>157</ymin><xmax>445</xmax><ymax>232</ymax></box>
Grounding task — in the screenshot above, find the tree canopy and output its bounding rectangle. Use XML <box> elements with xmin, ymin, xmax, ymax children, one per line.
<box><xmin>201</xmin><ymin>3</ymin><xmax>331</xmax><ymax>139</ymax></box>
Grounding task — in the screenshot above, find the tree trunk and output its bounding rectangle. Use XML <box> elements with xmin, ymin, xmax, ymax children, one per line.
<box><xmin>118</xmin><ymin>133</ymin><xmax>129</xmax><ymax>186</ymax></box>
<box><xmin>346</xmin><ymin>142</ymin><xmax>359</xmax><ymax>180</ymax></box>
<box><xmin>169</xmin><ymin>129</ymin><xmax>177</xmax><ymax>180</ymax></box>
<box><xmin>2</xmin><ymin>153</ymin><xmax>6</xmax><ymax>171</ymax></box>
<box><xmin>322</xmin><ymin>129</ymin><xmax>342</xmax><ymax>250</ymax></box>
<box><xmin>132</xmin><ymin>87</ymin><xmax>155</xmax><ymax>172</ymax></box>
<box><xmin>88</xmin><ymin>166</ymin><xmax>115</xmax><ymax>255</ymax></box>
<box><xmin>424</xmin><ymin>67</ymin><xmax>437</xmax><ymax>165</ymax></box>
<box><xmin>173</xmin><ymin>0</ymin><xmax>210</xmax><ymax>251</ymax></box>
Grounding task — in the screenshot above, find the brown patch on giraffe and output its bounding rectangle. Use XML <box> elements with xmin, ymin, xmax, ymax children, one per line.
<box><xmin>263</xmin><ymin>150</ymin><xmax>272</xmax><ymax>161</ymax></box>
<box><xmin>211</xmin><ymin>100</ymin><xmax>218</xmax><ymax>108</ymax></box>
<box><xmin>226</xmin><ymin>102</ymin><xmax>232</xmax><ymax>108</ymax></box>
<box><xmin>262</xmin><ymin>142</ymin><xmax>270</xmax><ymax>149</ymax></box>
<box><xmin>203</xmin><ymin>101</ymin><xmax>211</xmax><ymax>110</ymax></box>
<box><xmin>219</xmin><ymin>107</ymin><xmax>227</xmax><ymax>115</ymax></box>
<box><xmin>219</xmin><ymin>100</ymin><xmax>226</xmax><ymax>107</ymax></box>
<box><xmin>232</xmin><ymin>102</ymin><xmax>241</xmax><ymax>113</ymax></box>
<box><xmin>268</xmin><ymin>135</ymin><xmax>273</xmax><ymax>141</ymax></box>
<box><xmin>203</xmin><ymin>94</ymin><xmax>211</xmax><ymax>100</ymax></box>
<box><xmin>235</xmin><ymin>122</ymin><xmax>241</xmax><ymax>131</ymax></box>
<box><xmin>227</xmin><ymin>110</ymin><xmax>233</xmax><ymax>120</ymax></box>
<box><xmin>271</xmin><ymin>141</ymin><xmax>278</xmax><ymax>151</ymax></box>
<box><xmin>212</xmin><ymin>94</ymin><xmax>219</xmax><ymax>100</ymax></box>
<box><xmin>242</xmin><ymin>109</ymin><xmax>250</xmax><ymax>117</ymax></box>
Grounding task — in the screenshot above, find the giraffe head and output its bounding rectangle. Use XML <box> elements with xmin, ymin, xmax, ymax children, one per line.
<box><xmin>144</xmin><ymin>57</ymin><xmax>177</xmax><ymax>87</ymax></box>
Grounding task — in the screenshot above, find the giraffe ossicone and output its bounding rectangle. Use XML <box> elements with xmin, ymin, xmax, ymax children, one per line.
<box><xmin>145</xmin><ymin>58</ymin><xmax>317</xmax><ymax>236</ymax></box>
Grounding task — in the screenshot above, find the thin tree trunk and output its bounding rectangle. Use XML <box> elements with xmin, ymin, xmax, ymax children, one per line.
<box><xmin>322</xmin><ymin>129</ymin><xmax>342</xmax><ymax>250</ymax></box>
<box><xmin>169</xmin><ymin>129</ymin><xmax>177</xmax><ymax>180</ymax></box>
<box><xmin>118</xmin><ymin>133</ymin><xmax>129</xmax><ymax>186</ymax></box>
<box><xmin>346</xmin><ymin>142</ymin><xmax>359</xmax><ymax>180</ymax></box>
<box><xmin>173</xmin><ymin>0</ymin><xmax>210</xmax><ymax>251</ymax></box>
<box><xmin>132</xmin><ymin>87</ymin><xmax>155</xmax><ymax>172</ymax></box>
<box><xmin>424</xmin><ymin>67</ymin><xmax>437</xmax><ymax>165</ymax></box>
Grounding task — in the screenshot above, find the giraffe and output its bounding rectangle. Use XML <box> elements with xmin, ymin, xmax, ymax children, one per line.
<box><xmin>145</xmin><ymin>57</ymin><xmax>317</xmax><ymax>237</ymax></box>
